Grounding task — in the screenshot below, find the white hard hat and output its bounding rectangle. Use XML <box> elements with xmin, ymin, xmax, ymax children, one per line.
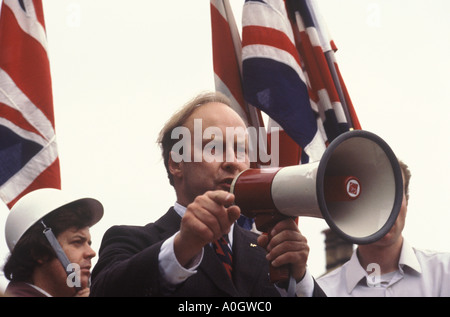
<box><xmin>5</xmin><ymin>188</ymin><xmax>104</xmax><ymax>252</ymax></box>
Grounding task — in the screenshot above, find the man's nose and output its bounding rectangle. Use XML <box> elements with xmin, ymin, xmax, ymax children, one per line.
<box><xmin>222</xmin><ymin>155</ymin><xmax>249</xmax><ymax>174</ymax></box>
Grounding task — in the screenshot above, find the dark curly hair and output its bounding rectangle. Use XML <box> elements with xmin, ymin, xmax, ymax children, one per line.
<box><xmin>3</xmin><ymin>203</ymin><xmax>95</xmax><ymax>283</ymax></box>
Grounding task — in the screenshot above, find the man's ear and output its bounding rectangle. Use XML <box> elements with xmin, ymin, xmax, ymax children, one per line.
<box><xmin>168</xmin><ymin>151</ymin><xmax>183</xmax><ymax>181</ymax></box>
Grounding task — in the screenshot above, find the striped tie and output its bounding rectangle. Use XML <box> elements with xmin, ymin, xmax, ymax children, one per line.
<box><xmin>212</xmin><ymin>235</ymin><xmax>233</xmax><ymax>279</ymax></box>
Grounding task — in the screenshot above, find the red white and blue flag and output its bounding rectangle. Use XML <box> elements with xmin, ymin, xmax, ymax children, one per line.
<box><xmin>211</xmin><ymin>0</ymin><xmax>251</xmax><ymax>126</ymax></box>
<box><xmin>211</xmin><ymin>0</ymin><xmax>272</xmax><ymax>170</ymax></box>
<box><xmin>285</xmin><ymin>0</ymin><xmax>360</xmax><ymax>140</ymax></box>
<box><xmin>211</xmin><ymin>0</ymin><xmax>272</xmax><ymax>131</ymax></box>
<box><xmin>242</xmin><ymin>0</ymin><xmax>326</xmax><ymax>164</ymax></box>
<box><xmin>0</xmin><ymin>0</ymin><xmax>60</xmax><ymax>209</ymax></box>
<box><xmin>241</xmin><ymin>0</ymin><xmax>361</xmax><ymax>163</ymax></box>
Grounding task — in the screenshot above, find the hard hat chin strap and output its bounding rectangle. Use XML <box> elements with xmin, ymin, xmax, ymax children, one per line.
<box><xmin>40</xmin><ymin>221</ymin><xmax>82</xmax><ymax>292</ymax></box>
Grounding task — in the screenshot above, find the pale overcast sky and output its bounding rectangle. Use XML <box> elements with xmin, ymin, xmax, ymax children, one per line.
<box><xmin>1</xmin><ymin>0</ymin><xmax>450</xmax><ymax>291</ymax></box>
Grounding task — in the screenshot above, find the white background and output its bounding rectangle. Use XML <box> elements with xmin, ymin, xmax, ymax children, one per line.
<box><xmin>1</xmin><ymin>0</ymin><xmax>450</xmax><ymax>292</ymax></box>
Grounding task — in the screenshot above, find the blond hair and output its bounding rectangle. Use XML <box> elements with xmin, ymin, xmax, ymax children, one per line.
<box><xmin>398</xmin><ymin>159</ymin><xmax>411</xmax><ymax>203</ymax></box>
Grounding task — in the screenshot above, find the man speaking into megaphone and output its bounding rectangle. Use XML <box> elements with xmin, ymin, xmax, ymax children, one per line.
<box><xmin>90</xmin><ymin>92</ymin><xmax>326</xmax><ymax>297</ymax></box>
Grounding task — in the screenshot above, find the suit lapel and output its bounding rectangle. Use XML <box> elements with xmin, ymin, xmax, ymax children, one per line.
<box><xmin>200</xmin><ymin>244</ymin><xmax>238</xmax><ymax>296</ymax></box>
<box><xmin>153</xmin><ymin>207</ymin><xmax>182</xmax><ymax>240</ymax></box>
<box><xmin>154</xmin><ymin>209</ymin><xmax>269</xmax><ymax>296</ymax></box>
<box><xmin>232</xmin><ymin>225</ymin><xmax>269</xmax><ymax>296</ymax></box>
<box><xmin>157</xmin><ymin>207</ymin><xmax>238</xmax><ymax>296</ymax></box>
<box><xmin>199</xmin><ymin>226</ymin><xmax>270</xmax><ymax>296</ymax></box>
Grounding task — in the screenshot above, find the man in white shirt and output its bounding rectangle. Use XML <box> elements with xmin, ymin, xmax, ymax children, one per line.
<box><xmin>317</xmin><ymin>160</ymin><xmax>450</xmax><ymax>296</ymax></box>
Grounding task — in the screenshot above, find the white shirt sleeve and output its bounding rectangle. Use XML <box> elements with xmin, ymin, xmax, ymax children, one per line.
<box><xmin>158</xmin><ymin>232</ymin><xmax>203</xmax><ymax>288</ymax></box>
<box><xmin>275</xmin><ymin>269</ymin><xmax>315</xmax><ymax>297</ymax></box>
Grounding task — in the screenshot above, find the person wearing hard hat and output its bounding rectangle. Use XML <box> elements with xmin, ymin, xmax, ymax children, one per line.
<box><xmin>2</xmin><ymin>188</ymin><xmax>103</xmax><ymax>297</ymax></box>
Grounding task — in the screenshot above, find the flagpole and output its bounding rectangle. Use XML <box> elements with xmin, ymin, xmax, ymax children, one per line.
<box><xmin>285</xmin><ymin>0</ymin><xmax>356</xmax><ymax>142</ymax></box>
<box><xmin>324</xmin><ymin>51</ymin><xmax>354</xmax><ymax>128</ymax></box>
<box><xmin>305</xmin><ymin>0</ymin><xmax>354</xmax><ymax>128</ymax></box>
<box><xmin>289</xmin><ymin>8</ymin><xmax>332</xmax><ymax>137</ymax></box>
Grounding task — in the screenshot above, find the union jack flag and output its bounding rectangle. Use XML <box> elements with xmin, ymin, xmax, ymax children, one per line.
<box><xmin>242</xmin><ymin>0</ymin><xmax>323</xmax><ymax>165</ymax></box>
<box><xmin>211</xmin><ymin>0</ymin><xmax>275</xmax><ymax>171</ymax></box>
<box><xmin>211</xmin><ymin>0</ymin><xmax>263</xmax><ymax>130</ymax></box>
<box><xmin>0</xmin><ymin>0</ymin><xmax>60</xmax><ymax>209</ymax></box>
<box><xmin>285</xmin><ymin>0</ymin><xmax>361</xmax><ymax>140</ymax></box>
<box><xmin>241</xmin><ymin>0</ymin><xmax>361</xmax><ymax>164</ymax></box>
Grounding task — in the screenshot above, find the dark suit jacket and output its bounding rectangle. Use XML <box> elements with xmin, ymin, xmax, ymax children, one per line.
<box><xmin>90</xmin><ymin>207</ymin><xmax>325</xmax><ymax>297</ymax></box>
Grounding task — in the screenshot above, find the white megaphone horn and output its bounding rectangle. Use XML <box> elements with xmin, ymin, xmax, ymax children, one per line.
<box><xmin>231</xmin><ymin>129</ymin><xmax>403</xmax><ymax>245</ymax></box>
<box><xmin>230</xmin><ymin>130</ymin><xmax>403</xmax><ymax>283</ymax></box>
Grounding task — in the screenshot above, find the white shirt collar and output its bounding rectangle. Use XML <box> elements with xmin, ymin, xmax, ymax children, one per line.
<box><xmin>344</xmin><ymin>239</ymin><xmax>422</xmax><ymax>293</ymax></box>
<box><xmin>398</xmin><ymin>239</ymin><xmax>422</xmax><ymax>274</ymax></box>
<box><xmin>173</xmin><ymin>201</ymin><xmax>187</xmax><ymax>218</ymax></box>
<box><xmin>27</xmin><ymin>283</ymin><xmax>52</xmax><ymax>297</ymax></box>
<box><xmin>345</xmin><ymin>250</ymin><xmax>368</xmax><ymax>294</ymax></box>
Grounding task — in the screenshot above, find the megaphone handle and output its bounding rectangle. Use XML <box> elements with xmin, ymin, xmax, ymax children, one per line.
<box><xmin>266</xmin><ymin>230</ymin><xmax>291</xmax><ymax>284</ymax></box>
<box><xmin>267</xmin><ymin>232</ymin><xmax>296</xmax><ymax>297</ymax></box>
<box><xmin>252</xmin><ymin>213</ymin><xmax>292</xmax><ymax>284</ymax></box>
<box><xmin>269</xmin><ymin>262</ymin><xmax>291</xmax><ymax>283</ymax></box>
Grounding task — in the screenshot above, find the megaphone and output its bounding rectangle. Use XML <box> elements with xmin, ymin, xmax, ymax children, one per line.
<box><xmin>230</xmin><ymin>130</ymin><xmax>403</xmax><ymax>281</ymax></box>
